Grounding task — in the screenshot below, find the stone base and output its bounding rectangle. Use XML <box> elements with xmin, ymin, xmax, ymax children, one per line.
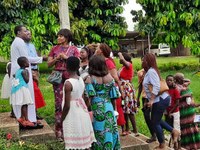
<box><xmin>0</xmin><ymin>112</ymin><xmax>19</xmax><ymax>139</ymax></box>
<box><xmin>135</xmin><ymin>133</ymin><xmax>173</xmax><ymax>150</ymax></box>
<box><xmin>20</xmin><ymin>119</ymin><xmax>56</xmax><ymax>142</ymax></box>
<box><xmin>0</xmin><ymin>112</ymin><xmax>55</xmax><ymax>142</ymax></box>
<box><xmin>120</xmin><ymin>133</ymin><xmax>150</xmax><ymax>150</ymax></box>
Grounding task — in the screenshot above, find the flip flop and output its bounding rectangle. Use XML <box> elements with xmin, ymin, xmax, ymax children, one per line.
<box><xmin>122</xmin><ymin>132</ymin><xmax>127</xmax><ymax>136</ymax></box>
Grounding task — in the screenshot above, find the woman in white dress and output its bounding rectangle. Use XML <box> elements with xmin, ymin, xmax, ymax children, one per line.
<box><xmin>61</xmin><ymin>56</ymin><xmax>96</xmax><ymax>149</ymax></box>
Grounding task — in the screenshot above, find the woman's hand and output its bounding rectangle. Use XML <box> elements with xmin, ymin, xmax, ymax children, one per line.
<box><xmin>147</xmin><ymin>100</ymin><xmax>153</xmax><ymax>108</ymax></box>
<box><xmin>60</xmin><ymin>53</ymin><xmax>68</xmax><ymax>60</ymax></box>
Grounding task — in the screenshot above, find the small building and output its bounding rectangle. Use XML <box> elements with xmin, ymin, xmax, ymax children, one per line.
<box><xmin>118</xmin><ymin>31</ymin><xmax>148</xmax><ymax>57</ymax></box>
<box><xmin>118</xmin><ymin>31</ymin><xmax>191</xmax><ymax>57</ymax></box>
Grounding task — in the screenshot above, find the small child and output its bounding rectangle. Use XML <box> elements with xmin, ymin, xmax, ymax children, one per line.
<box><xmin>10</xmin><ymin>57</ymin><xmax>34</xmax><ymax>127</ymax></box>
<box><xmin>118</xmin><ymin>52</ymin><xmax>138</xmax><ymax>136</ymax></box>
<box><xmin>61</xmin><ymin>56</ymin><xmax>96</xmax><ymax>149</ymax></box>
<box><xmin>165</xmin><ymin>75</ymin><xmax>181</xmax><ymax>131</ymax></box>
<box><xmin>165</xmin><ymin>75</ymin><xmax>181</xmax><ymax>149</ymax></box>
<box><xmin>1</xmin><ymin>62</ymin><xmax>15</xmax><ymax>118</ymax></box>
<box><xmin>1</xmin><ymin>62</ymin><xmax>11</xmax><ymax>99</ymax></box>
<box><xmin>32</xmin><ymin>71</ymin><xmax>46</xmax><ymax>120</ymax></box>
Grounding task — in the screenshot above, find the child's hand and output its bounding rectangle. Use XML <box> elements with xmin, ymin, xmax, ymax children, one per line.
<box><xmin>85</xmin><ymin>75</ymin><xmax>91</xmax><ymax>84</ymax></box>
<box><xmin>118</xmin><ymin>52</ymin><xmax>123</xmax><ymax>59</ymax></box>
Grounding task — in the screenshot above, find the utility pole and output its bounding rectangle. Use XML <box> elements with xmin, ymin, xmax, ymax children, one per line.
<box><xmin>59</xmin><ymin>0</ymin><xmax>70</xmax><ymax>29</ymax></box>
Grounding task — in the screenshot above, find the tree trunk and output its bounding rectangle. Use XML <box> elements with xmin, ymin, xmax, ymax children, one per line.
<box><xmin>59</xmin><ymin>0</ymin><xmax>70</xmax><ymax>29</ymax></box>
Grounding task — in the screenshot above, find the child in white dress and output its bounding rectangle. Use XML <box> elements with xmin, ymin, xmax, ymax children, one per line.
<box><xmin>1</xmin><ymin>62</ymin><xmax>11</xmax><ymax>99</ymax></box>
<box><xmin>10</xmin><ymin>57</ymin><xmax>34</xmax><ymax>127</ymax></box>
<box><xmin>61</xmin><ymin>56</ymin><xmax>96</xmax><ymax>149</ymax></box>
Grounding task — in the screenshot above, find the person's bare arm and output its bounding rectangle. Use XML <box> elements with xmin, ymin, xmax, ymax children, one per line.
<box><xmin>47</xmin><ymin>56</ymin><xmax>60</xmax><ymax>68</ymax></box>
<box><xmin>118</xmin><ymin>52</ymin><xmax>130</xmax><ymax>68</ymax></box>
<box><xmin>22</xmin><ymin>69</ymin><xmax>29</xmax><ymax>83</ymax></box>
<box><xmin>61</xmin><ymin>81</ymin><xmax>72</xmax><ymax>122</ymax></box>
<box><xmin>137</xmin><ymin>82</ymin><xmax>143</xmax><ymax>107</ymax></box>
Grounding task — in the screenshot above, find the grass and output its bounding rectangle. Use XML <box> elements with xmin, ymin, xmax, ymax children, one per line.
<box><xmin>0</xmin><ymin>56</ymin><xmax>200</xmax><ymax>142</ymax></box>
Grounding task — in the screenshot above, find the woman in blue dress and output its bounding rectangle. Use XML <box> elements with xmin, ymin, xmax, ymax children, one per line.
<box><xmin>86</xmin><ymin>55</ymin><xmax>121</xmax><ymax>150</ymax></box>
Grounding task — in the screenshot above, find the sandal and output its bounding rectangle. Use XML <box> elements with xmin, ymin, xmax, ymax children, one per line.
<box><xmin>122</xmin><ymin>132</ymin><xmax>127</xmax><ymax>136</ymax></box>
<box><xmin>17</xmin><ymin>118</ymin><xmax>26</xmax><ymax>127</ymax></box>
<box><xmin>126</xmin><ymin>130</ymin><xmax>132</xmax><ymax>134</ymax></box>
<box><xmin>146</xmin><ymin>136</ymin><xmax>156</xmax><ymax>143</ymax></box>
<box><xmin>23</xmin><ymin>120</ymin><xmax>35</xmax><ymax>127</ymax></box>
<box><xmin>134</xmin><ymin>132</ymin><xmax>140</xmax><ymax>137</ymax></box>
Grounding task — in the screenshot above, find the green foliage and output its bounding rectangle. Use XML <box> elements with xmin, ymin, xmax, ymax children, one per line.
<box><xmin>0</xmin><ymin>0</ymin><xmax>60</xmax><ymax>59</ymax></box>
<box><xmin>0</xmin><ymin>0</ymin><xmax>128</xmax><ymax>60</ymax></box>
<box><xmin>0</xmin><ymin>129</ymin><xmax>64</xmax><ymax>150</ymax></box>
<box><xmin>132</xmin><ymin>0</ymin><xmax>200</xmax><ymax>55</ymax></box>
<box><xmin>69</xmin><ymin>0</ymin><xmax>128</xmax><ymax>50</ymax></box>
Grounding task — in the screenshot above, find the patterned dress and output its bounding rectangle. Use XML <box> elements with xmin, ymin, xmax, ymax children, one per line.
<box><xmin>86</xmin><ymin>79</ymin><xmax>121</xmax><ymax>150</ymax></box>
<box><xmin>48</xmin><ymin>45</ymin><xmax>80</xmax><ymax>139</ymax></box>
<box><xmin>119</xmin><ymin>63</ymin><xmax>137</xmax><ymax>114</ymax></box>
<box><xmin>180</xmin><ymin>89</ymin><xmax>200</xmax><ymax>149</ymax></box>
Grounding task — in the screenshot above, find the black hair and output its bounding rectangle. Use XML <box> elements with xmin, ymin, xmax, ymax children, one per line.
<box><xmin>14</xmin><ymin>25</ymin><xmax>24</xmax><ymax>36</ymax></box>
<box><xmin>17</xmin><ymin>56</ymin><xmax>28</xmax><ymax>68</ymax></box>
<box><xmin>89</xmin><ymin>55</ymin><xmax>108</xmax><ymax>77</ymax></box>
<box><xmin>66</xmin><ymin>56</ymin><xmax>80</xmax><ymax>72</ymax></box>
<box><xmin>166</xmin><ymin>74</ymin><xmax>174</xmax><ymax>80</ymax></box>
<box><xmin>122</xmin><ymin>52</ymin><xmax>132</xmax><ymax>63</ymax></box>
<box><xmin>57</xmin><ymin>29</ymin><xmax>73</xmax><ymax>42</ymax></box>
<box><xmin>82</xmin><ymin>46</ymin><xmax>93</xmax><ymax>60</ymax></box>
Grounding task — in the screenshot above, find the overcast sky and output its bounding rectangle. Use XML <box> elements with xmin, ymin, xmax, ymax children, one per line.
<box><xmin>122</xmin><ymin>0</ymin><xmax>142</xmax><ymax>31</ymax></box>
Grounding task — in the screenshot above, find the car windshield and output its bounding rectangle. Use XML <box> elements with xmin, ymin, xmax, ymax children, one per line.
<box><xmin>160</xmin><ymin>44</ymin><xmax>169</xmax><ymax>48</ymax></box>
<box><xmin>151</xmin><ymin>45</ymin><xmax>158</xmax><ymax>49</ymax></box>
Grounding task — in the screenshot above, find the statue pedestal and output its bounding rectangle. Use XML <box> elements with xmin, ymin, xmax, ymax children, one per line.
<box><xmin>0</xmin><ymin>112</ymin><xmax>55</xmax><ymax>142</ymax></box>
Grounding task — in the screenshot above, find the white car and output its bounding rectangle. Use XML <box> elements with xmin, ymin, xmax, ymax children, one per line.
<box><xmin>146</xmin><ymin>43</ymin><xmax>171</xmax><ymax>56</ymax></box>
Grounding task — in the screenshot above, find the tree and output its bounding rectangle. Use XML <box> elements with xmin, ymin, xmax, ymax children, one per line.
<box><xmin>0</xmin><ymin>0</ymin><xmax>128</xmax><ymax>59</ymax></box>
<box><xmin>131</xmin><ymin>0</ymin><xmax>200</xmax><ymax>55</ymax></box>
<box><xmin>68</xmin><ymin>0</ymin><xmax>128</xmax><ymax>49</ymax></box>
<box><xmin>0</xmin><ymin>0</ymin><xmax>60</xmax><ymax>59</ymax></box>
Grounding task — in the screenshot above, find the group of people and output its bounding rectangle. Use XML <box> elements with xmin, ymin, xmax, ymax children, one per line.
<box><xmin>1</xmin><ymin>25</ymin><xmax>46</xmax><ymax>128</ymax></box>
<box><xmin>137</xmin><ymin>55</ymin><xmax>200</xmax><ymax>150</ymax></box>
<box><xmin>1</xmin><ymin>25</ymin><xmax>200</xmax><ymax>150</ymax></box>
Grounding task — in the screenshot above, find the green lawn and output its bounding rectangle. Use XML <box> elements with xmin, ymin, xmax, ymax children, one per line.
<box><xmin>0</xmin><ymin>56</ymin><xmax>200</xmax><ymax>137</ymax></box>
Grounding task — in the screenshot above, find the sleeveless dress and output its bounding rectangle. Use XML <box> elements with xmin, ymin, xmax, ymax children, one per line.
<box><xmin>106</xmin><ymin>58</ymin><xmax>126</xmax><ymax>126</ymax></box>
<box><xmin>86</xmin><ymin>79</ymin><xmax>121</xmax><ymax>150</ymax></box>
<box><xmin>1</xmin><ymin>73</ymin><xmax>11</xmax><ymax>99</ymax></box>
<box><xmin>10</xmin><ymin>69</ymin><xmax>33</xmax><ymax>106</ymax></box>
<box><xmin>62</xmin><ymin>77</ymin><xmax>96</xmax><ymax>149</ymax></box>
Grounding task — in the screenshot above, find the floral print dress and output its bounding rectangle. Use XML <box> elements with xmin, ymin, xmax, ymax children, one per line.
<box><xmin>86</xmin><ymin>79</ymin><xmax>121</xmax><ymax>150</ymax></box>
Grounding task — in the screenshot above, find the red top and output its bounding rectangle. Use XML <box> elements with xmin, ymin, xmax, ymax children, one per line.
<box><xmin>119</xmin><ymin>63</ymin><xmax>133</xmax><ymax>81</ymax></box>
<box><xmin>105</xmin><ymin>58</ymin><xmax>116</xmax><ymax>70</ymax></box>
<box><xmin>48</xmin><ymin>45</ymin><xmax>80</xmax><ymax>71</ymax></box>
<box><xmin>166</xmin><ymin>88</ymin><xmax>180</xmax><ymax>113</ymax></box>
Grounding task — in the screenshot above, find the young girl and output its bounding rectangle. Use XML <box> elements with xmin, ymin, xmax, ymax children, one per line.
<box><xmin>10</xmin><ymin>57</ymin><xmax>34</xmax><ymax>127</ymax></box>
<box><xmin>118</xmin><ymin>52</ymin><xmax>138</xmax><ymax>136</ymax></box>
<box><xmin>165</xmin><ymin>75</ymin><xmax>181</xmax><ymax>149</ymax></box>
<box><xmin>61</xmin><ymin>56</ymin><xmax>96</xmax><ymax>149</ymax></box>
<box><xmin>1</xmin><ymin>62</ymin><xmax>11</xmax><ymax>99</ymax></box>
